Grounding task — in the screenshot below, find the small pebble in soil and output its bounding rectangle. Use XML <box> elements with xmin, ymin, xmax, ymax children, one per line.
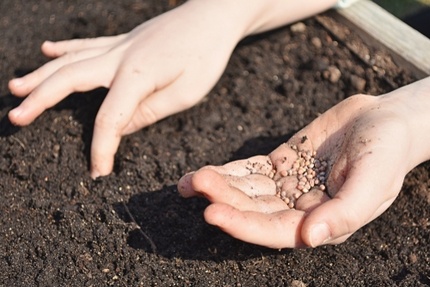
<box><xmin>275</xmin><ymin>142</ymin><xmax>328</xmax><ymax>208</ymax></box>
<box><xmin>290</xmin><ymin>280</ymin><xmax>307</xmax><ymax>287</ymax></box>
<box><xmin>323</xmin><ymin>65</ymin><xmax>342</xmax><ymax>83</ymax></box>
<box><xmin>290</xmin><ymin>22</ymin><xmax>306</xmax><ymax>33</ymax></box>
<box><xmin>311</xmin><ymin>37</ymin><xmax>322</xmax><ymax>48</ymax></box>
<box><xmin>350</xmin><ymin>74</ymin><xmax>366</xmax><ymax>90</ymax></box>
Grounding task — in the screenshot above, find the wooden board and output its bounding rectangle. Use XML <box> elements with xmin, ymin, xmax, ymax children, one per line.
<box><xmin>334</xmin><ymin>0</ymin><xmax>430</xmax><ymax>78</ymax></box>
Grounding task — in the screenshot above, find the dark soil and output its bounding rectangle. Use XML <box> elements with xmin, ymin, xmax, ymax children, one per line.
<box><xmin>0</xmin><ymin>1</ymin><xmax>429</xmax><ymax>286</ymax></box>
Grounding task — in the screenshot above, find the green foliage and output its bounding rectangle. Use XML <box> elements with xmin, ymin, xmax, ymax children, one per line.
<box><xmin>373</xmin><ymin>0</ymin><xmax>429</xmax><ymax>18</ymax></box>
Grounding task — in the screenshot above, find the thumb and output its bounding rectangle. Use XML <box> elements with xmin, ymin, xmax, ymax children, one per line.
<box><xmin>301</xmin><ymin>155</ymin><xmax>403</xmax><ymax>247</ymax></box>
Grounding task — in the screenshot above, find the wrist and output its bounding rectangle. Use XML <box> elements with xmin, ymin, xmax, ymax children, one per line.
<box><xmin>382</xmin><ymin>77</ymin><xmax>430</xmax><ymax>168</ymax></box>
<box><xmin>184</xmin><ymin>0</ymin><xmax>338</xmax><ymax>39</ymax></box>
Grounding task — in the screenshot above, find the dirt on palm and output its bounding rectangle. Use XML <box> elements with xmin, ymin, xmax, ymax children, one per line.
<box><xmin>0</xmin><ymin>1</ymin><xmax>429</xmax><ymax>286</ymax></box>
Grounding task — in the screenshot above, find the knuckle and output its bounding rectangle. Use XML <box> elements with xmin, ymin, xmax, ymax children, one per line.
<box><xmin>137</xmin><ymin>104</ymin><xmax>158</xmax><ymax>126</ymax></box>
<box><xmin>94</xmin><ymin>112</ymin><xmax>117</xmax><ymax>132</ymax></box>
<box><xmin>55</xmin><ymin>65</ymin><xmax>73</xmax><ymax>78</ymax></box>
<box><xmin>348</xmin><ymin>93</ymin><xmax>375</xmax><ymax>105</ymax></box>
<box><xmin>61</xmin><ymin>50</ymin><xmax>80</xmax><ymax>63</ymax></box>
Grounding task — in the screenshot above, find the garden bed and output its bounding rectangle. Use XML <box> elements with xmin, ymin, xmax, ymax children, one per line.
<box><xmin>0</xmin><ymin>1</ymin><xmax>429</xmax><ymax>286</ymax></box>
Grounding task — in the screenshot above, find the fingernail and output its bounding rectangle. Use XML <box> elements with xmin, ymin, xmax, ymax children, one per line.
<box><xmin>9</xmin><ymin>107</ymin><xmax>23</xmax><ymax>119</ymax></box>
<box><xmin>90</xmin><ymin>170</ymin><xmax>100</xmax><ymax>180</ymax></box>
<box><xmin>310</xmin><ymin>223</ymin><xmax>331</xmax><ymax>247</ymax></box>
<box><xmin>10</xmin><ymin>78</ymin><xmax>24</xmax><ymax>87</ymax></box>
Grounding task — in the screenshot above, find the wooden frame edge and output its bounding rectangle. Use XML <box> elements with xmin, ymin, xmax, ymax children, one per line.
<box><xmin>335</xmin><ymin>0</ymin><xmax>430</xmax><ymax>78</ymax></box>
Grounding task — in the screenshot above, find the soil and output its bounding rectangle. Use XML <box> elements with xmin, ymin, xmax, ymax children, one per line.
<box><xmin>0</xmin><ymin>1</ymin><xmax>429</xmax><ymax>286</ymax></box>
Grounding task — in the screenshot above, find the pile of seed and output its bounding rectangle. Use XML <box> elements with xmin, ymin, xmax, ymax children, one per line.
<box><xmin>275</xmin><ymin>144</ymin><xmax>328</xmax><ymax>209</ymax></box>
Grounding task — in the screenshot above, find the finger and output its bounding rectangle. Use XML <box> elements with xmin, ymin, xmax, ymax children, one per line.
<box><xmin>177</xmin><ymin>172</ymin><xmax>197</xmax><ymax>197</ymax></box>
<box><xmin>90</xmin><ymin>65</ymin><xmax>157</xmax><ymax>177</ymax></box>
<box><xmin>41</xmin><ymin>35</ymin><xmax>126</xmax><ymax>57</ymax></box>
<box><xmin>9</xmin><ymin>46</ymin><xmax>109</xmax><ymax>97</ymax></box>
<box><xmin>269</xmin><ymin>143</ymin><xmax>298</xmax><ymax>169</ymax></box>
<box><xmin>191</xmin><ymin>169</ymin><xmax>290</xmax><ymax>213</ymax></box>
<box><xmin>8</xmin><ymin>55</ymin><xmax>115</xmax><ymax>126</ymax></box>
<box><xmin>189</xmin><ymin>169</ymin><xmax>266</xmax><ymax>211</ymax></box>
<box><xmin>177</xmin><ymin>156</ymin><xmax>274</xmax><ymax>198</ymax></box>
<box><xmin>178</xmin><ymin>169</ymin><xmax>290</xmax><ymax>213</ymax></box>
<box><xmin>204</xmin><ymin>203</ymin><xmax>306</xmax><ymax>248</ymax></box>
<box><xmin>120</xmin><ymin>67</ymin><xmax>227</xmax><ymax>135</ymax></box>
<box><xmin>217</xmin><ymin>156</ymin><xmax>274</xmax><ymax>178</ymax></box>
<box><xmin>221</xmin><ymin>174</ymin><xmax>277</xmax><ymax>197</ymax></box>
<box><xmin>198</xmin><ymin>156</ymin><xmax>274</xmax><ymax>178</ymax></box>
<box><xmin>120</xmin><ymin>70</ymin><xmax>206</xmax><ymax>132</ymax></box>
<box><xmin>295</xmin><ymin>188</ymin><xmax>330</xmax><ymax>212</ymax></box>
<box><xmin>301</xmin><ymin>153</ymin><xmax>403</xmax><ymax>247</ymax></box>
<box><xmin>275</xmin><ymin>176</ymin><xmax>302</xmax><ymax>207</ymax></box>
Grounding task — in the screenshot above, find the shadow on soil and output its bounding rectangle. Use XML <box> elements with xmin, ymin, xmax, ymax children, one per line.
<box><xmin>113</xmin><ymin>185</ymin><xmax>291</xmax><ymax>261</ymax></box>
<box><xmin>0</xmin><ymin>86</ymin><xmax>107</xmax><ymax>170</ymax></box>
<box><xmin>113</xmin><ymin>134</ymin><xmax>298</xmax><ymax>261</ymax></box>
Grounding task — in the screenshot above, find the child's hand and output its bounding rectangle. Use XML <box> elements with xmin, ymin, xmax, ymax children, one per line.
<box><xmin>8</xmin><ymin>0</ymin><xmax>340</xmax><ymax>178</ymax></box>
<box><xmin>178</xmin><ymin>78</ymin><xmax>430</xmax><ymax>248</ymax></box>
<box><xmin>8</xmin><ymin>2</ymin><xmax>239</xmax><ymax>178</ymax></box>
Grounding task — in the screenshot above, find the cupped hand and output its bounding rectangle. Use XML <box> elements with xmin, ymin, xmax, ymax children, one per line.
<box><xmin>178</xmin><ymin>92</ymin><xmax>417</xmax><ymax>248</ymax></box>
<box><xmin>8</xmin><ymin>2</ymin><xmax>239</xmax><ymax>178</ymax></box>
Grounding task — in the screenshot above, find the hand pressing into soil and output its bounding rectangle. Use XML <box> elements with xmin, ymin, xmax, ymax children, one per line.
<box><xmin>7</xmin><ymin>0</ymin><xmax>337</xmax><ymax>178</ymax></box>
<box><xmin>7</xmin><ymin>2</ymin><xmax>240</xmax><ymax>178</ymax></box>
<box><xmin>178</xmin><ymin>77</ymin><xmax>430</xmax><ymax>248</ymax></box>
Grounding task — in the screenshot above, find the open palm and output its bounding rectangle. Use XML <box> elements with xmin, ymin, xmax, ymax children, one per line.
<box><xmin>178</xmin><ymin>93</ymin><xmax>414</xmax><ymax>248</ymax></box>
